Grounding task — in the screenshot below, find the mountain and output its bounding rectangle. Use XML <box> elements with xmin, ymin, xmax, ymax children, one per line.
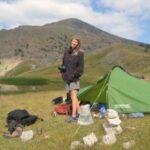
<box><xmin>0</xmin><ymin>18</ymin><xmax>148</xmax><ymax>58</ymax></box>
<box><xmin>0</xmin><ymin>18</ymin><xmax>150</xmax><ymax>77</ymax></box>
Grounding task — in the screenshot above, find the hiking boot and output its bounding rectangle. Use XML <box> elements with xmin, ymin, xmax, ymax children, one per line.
<box><xmin>67</xmin><ymin>116</ymin><xmax>77</xmax><ymax>123</ymax></box>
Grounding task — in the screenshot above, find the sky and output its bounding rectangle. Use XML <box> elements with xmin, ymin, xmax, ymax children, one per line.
<box><xmin>0</xmin><ymin>0</ymin><xmax>150</xmax><ymax>44</ymax></box>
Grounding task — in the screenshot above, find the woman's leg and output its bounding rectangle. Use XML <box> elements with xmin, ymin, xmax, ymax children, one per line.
<box><xmin>77</xmin><ymin>100</ymin><xmax>81</xmax><ymax>114</ymax></box>
<box><xmin>70</xmin><ymin>89</ymin><xmax>80</xmax><ymax>117</ymax></box>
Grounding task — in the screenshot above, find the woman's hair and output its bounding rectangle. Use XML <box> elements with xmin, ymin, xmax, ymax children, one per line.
<box><xmin>71</xmin><ymin>38</ymin><xmax>81</xmax><ymax>51</ymax></box>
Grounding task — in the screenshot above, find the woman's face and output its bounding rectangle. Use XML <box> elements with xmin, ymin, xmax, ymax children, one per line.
<box><xmin>71</xmin><ymin>39</ymin><xmax>79</xmax><ymax>49</ymax></box>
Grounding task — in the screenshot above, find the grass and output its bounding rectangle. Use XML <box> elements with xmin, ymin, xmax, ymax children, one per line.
<box><xmin>0</xmin><ymin>77</ymin><xmax>49</xmax><ymax>86</ymax></box>
<box><xmin>0</xmin><ymin>77</ymin><xmax>92</xmax><ymax>95</ymax></box>
<box><xmin>0</xmin><ymin>90</ymin><xmax>150</xmax><ymax>150</ymax></box>
<box><xmin>0</xmin><ymin>44</ymin><xmax>150</xmax><ymax>149</ymax></box>
<box><xmin>9</xmin><ymin>44</ymin><xmax>149</xmax><ymax>83</ymax></box>
<box><xmin>5</xmin><ymin>60</ymin><xmax>37</xmax><ymax>77</ymax></box>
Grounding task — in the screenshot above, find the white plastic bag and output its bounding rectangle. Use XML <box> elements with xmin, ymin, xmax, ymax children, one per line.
<box><xmin>78</xmin><ymin>104</ymin><xmax>93</xmax><ymax>125</ymax></box>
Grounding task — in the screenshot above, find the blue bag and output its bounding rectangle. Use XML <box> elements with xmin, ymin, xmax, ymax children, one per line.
<box><xmin>99</xmin><ymin>104</ymin><xmax>106</xmax><ymax>118</ymax></box>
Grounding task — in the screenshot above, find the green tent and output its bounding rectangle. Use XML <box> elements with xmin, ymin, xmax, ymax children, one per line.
<box><xmin>78</xmin><ymin>66</ymin><xmax>150</xmax><ymax>113</ymax></box>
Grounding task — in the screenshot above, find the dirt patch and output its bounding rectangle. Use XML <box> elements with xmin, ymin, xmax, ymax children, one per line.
<box><xmin>0</xmin><ymin>58</ymin><xmax>22</xmax><ymax>76</ymax></box>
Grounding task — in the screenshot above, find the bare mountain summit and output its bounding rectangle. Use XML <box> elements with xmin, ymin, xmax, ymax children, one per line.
<box><xmin>0</xmin><ymin>18</ymin><xmax>149</xmax><ymax>77</ymax></box>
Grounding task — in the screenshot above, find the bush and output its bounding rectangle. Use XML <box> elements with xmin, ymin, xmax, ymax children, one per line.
<box><xmin>0</xmin><ymin>77</ymin><xmax>49</xmax><ymax>86</ymax></box>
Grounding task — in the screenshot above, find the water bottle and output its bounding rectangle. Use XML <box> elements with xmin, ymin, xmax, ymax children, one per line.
<box><xmin>99</xmin><ymin>104</ymin><xmax>106</xmax><ymax>119</ymax></box>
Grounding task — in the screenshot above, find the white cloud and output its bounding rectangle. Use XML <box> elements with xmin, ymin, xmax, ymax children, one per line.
<box><xmin>0</xmin><ymin>0</ymin><xmax>144</xmax><ymax>40</ymax></box>
<box><xmin>96</xmin><ymin>12</ymin><xmax>142</xmax><ymax>39</ymax></box>
<box><xmin>99</xmin><ymin>0</ymin><xmax>150</xmax><ymax>19</ymax></box>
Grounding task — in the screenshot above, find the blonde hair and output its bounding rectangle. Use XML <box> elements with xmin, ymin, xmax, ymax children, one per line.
<box><xmin>71</xmin><ymin>38</ymin><xmax>81</xmax><ymax>55</ymax></box>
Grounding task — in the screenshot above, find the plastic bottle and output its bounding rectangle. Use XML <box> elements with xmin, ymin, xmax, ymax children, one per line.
<box><xmin>99</xmin><ymin>104</ymin><xmax>106</xmax><ymax>118</ymax></box>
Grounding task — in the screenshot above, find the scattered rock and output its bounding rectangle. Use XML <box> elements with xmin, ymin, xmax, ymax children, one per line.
<box><xmin>71</xmin><ymin>141</ymin><xmax>83</xmax><ymax>150</ymax></box>
<box><xmin>20</xmin><ymin>130</ymin><xmax>33</xmax><ymax>142</ymax></box>
<box><xmin>44</xmin><ymin>135</ymin><xmax>50</xmax><ymax>139</ymax></box>
<box><xmin>83</xmin><ymin>132</ymin><xmax>98</xmax><ymax>147</ymax></box>
<box><xmin>102</xmin><ymin>133</ymin><xmax>117</xmax><ymax>145</ymax></box>
<box><xmin>123</xmin><ymin>140</ymin><xmax>135</xmax><ymax>149</ymax></box>
<box><xmin>103</xmin><ymin>122</ymin><xmax>123</xmax><ymax>135</ymax></box>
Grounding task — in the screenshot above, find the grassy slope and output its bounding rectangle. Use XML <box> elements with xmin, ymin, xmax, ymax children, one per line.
<box><xmin>0</xmin><ymin>44</ymin><xmax>150</xmax><ymax>149</ymax></box>
<box><xmin>16</xmin><ymin>44</ymin><xmax>150</xmax><ymax>82</ymax></box>
<box><xmin>1</xmin><ymin>44</ymin><xmax>149</xmax><ymax>95</ymax></box>
<box><xmin>0</xmin><ymin>91</ymin><xmax>150</xmax><ymax>150</ymax></box>
<box><xmin>5</xmin><ymin>60</ymin><xmax>37</xmax><ymax>77</ymax></box>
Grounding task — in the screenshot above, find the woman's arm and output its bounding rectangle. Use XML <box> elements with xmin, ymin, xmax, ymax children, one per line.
<box><xmin>74</xmin><ymin>52</ymin><xmax>84</xmax><ymax>78</ymax></box>
<box><xmin>58</xmin><ymin>51</ymin><xmax>67</xmax><ymax>73</ymax></box>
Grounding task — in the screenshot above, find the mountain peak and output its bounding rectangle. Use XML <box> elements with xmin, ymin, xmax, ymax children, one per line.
<box><xmin>0</xmin><ymin>18</ymin><xmax>148</xmax><ymax>60</ymax></box>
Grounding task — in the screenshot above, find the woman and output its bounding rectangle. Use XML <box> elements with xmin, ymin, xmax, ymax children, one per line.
<box><xmin>59</xmin><ymin>38</ymin><xmax>84</xmax><ymax>122</ymax></box>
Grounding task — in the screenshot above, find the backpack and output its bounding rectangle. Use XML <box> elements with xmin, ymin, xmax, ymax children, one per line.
<box><xmin>6</xmin><ymin>109</ymin><xmax>38</xmax><ymax>134</ymax></box>
<box><xmin>7</xmin><ymin>109</ymin><xmax>30</xmax><ymax>124</ymax></box>
<box><xmin>21</xmin><ymin>115</ymin><xmax>38</xmax><ymax>126</ymax></box>
<box><xmin>54</xmin><ymin>104</ymin><xmax>72</xmax><ymax>115</ymax></box>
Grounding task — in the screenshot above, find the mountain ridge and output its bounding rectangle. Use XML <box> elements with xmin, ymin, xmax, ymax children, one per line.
<box><xmin>0</xmin><ymin>18</ymin><xmax>150</xmax><ymax>77</ymax></box>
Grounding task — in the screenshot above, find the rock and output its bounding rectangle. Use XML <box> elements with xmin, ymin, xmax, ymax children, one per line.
<box><xmin>44</xmin><ymin>135</ymin><xmax>50</xmax><ymax>139</ymax></box>
<box><xmin>20</xmin><ymin>130</ymin><xmax>33</xmax><ymax>142</ymax></box>
<box><xmin>103</xmin><ymin>122</ymin><xmax>123</xmax><ymax>135</ymax></box>
<box><xmin>71</xmin><ymin>141</ymin><xmax>83</xmax><ymax>150</ymax></box>
<box><xmin>123</xmin><ymin>140</ymin><xmax>135</xmax><ymax>149</ymax></box>
<box><xmin>102</xmin><ymin>133</ymin><xmax>117</xmax><ymax>145</ymax></box>
<box><xmin>83</xmin><ymin>132</ymin><xmax>98</xmax><ymax>147</ymax></box>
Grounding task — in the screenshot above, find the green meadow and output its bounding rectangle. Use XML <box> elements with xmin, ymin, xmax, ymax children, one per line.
<box><xmin>0</xmin><ymin>45</ymin><xmax>150</xmax><ymax>149</ymax></box>
<box><xmin>0</xmin><ymin>91</ymin><xmax>150</xmax><ymax>150</ymax></box>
